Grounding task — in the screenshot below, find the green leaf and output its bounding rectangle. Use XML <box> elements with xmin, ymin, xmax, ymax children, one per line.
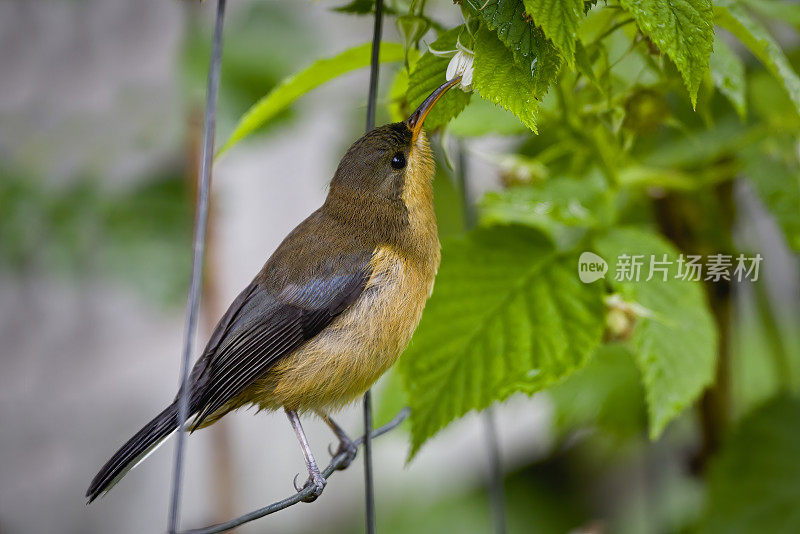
<box><xmin>406</xmin><ymin>27</ymin><xmax>472</xmax><ymax>131</ymax></box>
<box><xmin>743</xmin><ymin>148</ymin><xmax>800</xmax><ymax>253</ymax></box>
<box><xmin>594</xmin><ymin>227</ymin><xmax>717</xmax><ymax>439</ymax></box>
<box><xmin>709</xmin><ymin>34</ymin><xmax>747</xmax><ymax>119</ymax></box>
<box><xmin>714</xmin><ymin>0</ymin><xmax>800</xmax><ymax>118</ymax></box>
<box><xmin>523</xmin><ymin>0</ymin><xmax>584</xmax><ymax>67</ymax></box>
<box><xmin>218</xmin><ymin>42</ymin><xmax>405</xmax><ymax>157</ymax></box>
<box><xmin>463</xmin><ymin>0</ymin><xmax>562</xmax><ymax>96</ymax></box>
<box><xmin>702</xmin><ymin>396</ymin><xmax>800</xmax><ymax>533</ymax></box>
<box><xmin>473</xmin><ymin>27</ymin><xmax>542</xmax><ymax>132</ymax></box>
<box><xmin>643</xmin><ymin>117</ymin><xmax>755</xmax><ymax>168</ymax></box>
<box><xmin>479</xmin><ymin>171</ymin><xmax>612</xmax><ymax>248</ymax></box>
<box><xmin>401</xmin><ymin>226</ymin><xmax>606</xmax><ymax>457</ymax></box>
<box><xmin>332</xmin><ymin>0</ymin><xmax>375</xmax><ymax>14</ymax></box>
<box><xmin>619</xmin><ymin>0</ymin><xmax>714</xmax><ymax>106</ymax></box>
<box><xmin>549</xmin><ymin>344</ymin><xmax>647</xmax><ymax>437</ymax></box>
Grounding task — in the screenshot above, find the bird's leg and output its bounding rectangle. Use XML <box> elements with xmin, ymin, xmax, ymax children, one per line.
<box><xmin>316</xmin><ymin>411</ymin><xmax>358</xmax><ymax>469</ymax></box>
<box><xmin>285</xmin><ymin>408</ymin><xmax>326</xmax><ymax>502</ymax></box>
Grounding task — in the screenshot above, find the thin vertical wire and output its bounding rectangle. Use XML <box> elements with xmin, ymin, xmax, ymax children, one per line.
<box><xmin>365</xmin><ymin>0</ymin><xmax>384</xmax><ymax>132</ymax></box>
<box><xmin>169</xmin><ymin>1</ymin><xmax>227</xmax><ymax>532</ymax></box>
<box><xmin>363</xmin><ymin>1</ymin><xmax>383</xmax><ymax>533</ymax></box>
<box><xmin>482</xmin><ymin>408</ymin><xmax>507</xmax><ymax>534</ymax></box>
<box><xmin>362</xmin><ymin>391</ymin><xmax>376</xmax><ymax>534</ymax></box>
<box><xmin>456</xmin><ymin>140</ymin><xmax>507</xmax><ymax>534</ymax></box>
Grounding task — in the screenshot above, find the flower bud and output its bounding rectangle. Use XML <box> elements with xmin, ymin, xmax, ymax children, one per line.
<box><xmin>446</xmin><ymin>47</ymin><xmax>474</xmax><ymax>91</ymax></box>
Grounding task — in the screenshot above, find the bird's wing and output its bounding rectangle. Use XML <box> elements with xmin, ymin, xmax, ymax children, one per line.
<box><xmin>186</xmin><ymin>250</ymin><xmax>373</xmax><ymax>428</ymax></box>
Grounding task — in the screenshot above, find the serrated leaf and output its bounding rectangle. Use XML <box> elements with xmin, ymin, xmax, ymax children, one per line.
<box><xmin>594</xmin><ymin>227</ymin><xmax>717</xmax><ymax>439</ymax></box>
<box><xmin>463</xmin><ymin>0</ymin><xmax>562</xmax><ymax>96</ymax></box>
<box><xmin>401</xmin><ymin>226</ymin><xmax>606</xmax><ymax>457</ymax></box>
<box><xmin>218</xmin><ymin>42</ymin><xmax>405</xmax><ymax>157</ymax></box>
<box><xmin>709</xmin><ymin>34</ymin><xmax>747</xmax><ymax>119</ymax></box>
<box><xmin>714</xmin><ymin>0</ymin><xmax>800</xmax><ymax>118</ymax></box>
<box><xmin>619</xmin><ymin>0</ymin><xmax>714</xmax><ymax>106</ymax></box>
<box><xmin>550</xmin><ymin>344</ymin><xmax>647</xmax><ymax>437</ymax></box>
<box><xmin>406</xmin><ymin>27</ymin><xmax>472</xmax><ymax>131</ymax></box>
<box><xmin>702</xmin><ymin>396</ymin><xmax>800</xmax><ymax>533</ymax></box>
<box><xmin>743</xmin><ymin>148</ymin><xmax>800</xmax><ymax>253</ymax></box>
<box><xmin>523</xmin><ymin>0</ymin><xmax>584</xmax><ymax>67</ymax></box>
<box><xmin>473</xmin><ymin>27</ymin><xmax>541</xmax><ymax>132</ymax></box>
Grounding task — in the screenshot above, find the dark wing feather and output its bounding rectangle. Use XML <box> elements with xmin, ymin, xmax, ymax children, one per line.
<box><xmin>187</xmin><ymin>253</ymin><xmax>372</xmax><ymax>429</ymax></box>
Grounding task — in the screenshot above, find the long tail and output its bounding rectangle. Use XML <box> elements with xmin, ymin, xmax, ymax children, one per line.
<box><xmin>86</xmin><ymin>402</ymin><xmax>183</xmax><ymax>503</ymax></box>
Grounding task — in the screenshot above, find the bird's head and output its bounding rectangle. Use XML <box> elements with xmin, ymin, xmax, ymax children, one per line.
<box><xmin>325</xmin><ymin>78</ymin><xmax>461</xmax><ymax>233</ymax></box>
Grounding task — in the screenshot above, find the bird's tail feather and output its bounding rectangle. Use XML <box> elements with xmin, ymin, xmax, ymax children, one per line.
<box><xmin>86</xmin><ymin>402</ymin><xmax>182</xmax><ymax>503</ymax></box>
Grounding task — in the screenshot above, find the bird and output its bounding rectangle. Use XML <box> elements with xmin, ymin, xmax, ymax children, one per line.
<box><xmin>86</xmin><ymin>77</ymin><xmax>462</xmax><ymax>504</ymax></box>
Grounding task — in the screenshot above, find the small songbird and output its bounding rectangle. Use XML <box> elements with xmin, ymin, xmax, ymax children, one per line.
<box><xmin>86</xmin><ymin>78</ymin><xmax>461</xmax><ymax>503</ymax></box>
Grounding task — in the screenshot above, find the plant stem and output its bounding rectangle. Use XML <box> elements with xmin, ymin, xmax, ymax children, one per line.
<box><xmin>753</xmin><ymin>277</ymin><xmax>792</xmax><ymax>392</ymax></box>
<box><xmin>654</xmin><ymin>181</ymin><xmax>735</xmax><ymax>472</ymax></box>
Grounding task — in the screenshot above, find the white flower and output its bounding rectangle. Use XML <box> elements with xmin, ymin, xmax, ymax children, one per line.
<box><xmin>445</xmin><ymin>43</ymin><xmax>474</xmax><ymax>91</ymax></box>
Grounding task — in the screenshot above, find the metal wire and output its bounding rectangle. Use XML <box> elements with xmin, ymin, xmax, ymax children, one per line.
<box><xmin>363</xmin><ymin>1</ymin><xmax>384</xmax><ymax>533</ymax></box>
<box><xmin>483</xmin><ymin>408</ymin><xmax>508</xmax><ymax>534</ymax></box>
<box><xmin>168</xmin><ymin>1</ymin><xmax>227</xmax><ymax>532</ymax></box>
<box><xmin>365</xmin><ymin>0</ymin><xmax>384</xmax><ymax>132</ymax></box>
<box><xmin>179</xmin><ymin>409</ymin><xmax>410</xmax><ymax>534</ymax></box>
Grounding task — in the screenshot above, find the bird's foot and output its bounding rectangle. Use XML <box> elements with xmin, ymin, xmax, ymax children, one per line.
<box><xmin>293</xmin><ymin>469</ymin><xmax>326</xmax><ymax>502</ymax></box>
<box><xmin>328</xmin><ymin>438</ymin><xmax>358</xmax><ymax>470</ymax></box>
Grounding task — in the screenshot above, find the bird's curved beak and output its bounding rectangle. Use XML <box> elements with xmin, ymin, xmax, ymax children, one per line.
<box><xmin>405</xmin><ymin>76</ymin><xmax>462</xmax><ymax>142</ymax></box>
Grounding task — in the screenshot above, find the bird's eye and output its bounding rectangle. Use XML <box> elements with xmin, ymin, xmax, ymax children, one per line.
<box><xmin>390</xmin><ymin>152</ymin><xmax>406</xmax><ymax>169</ymax></box>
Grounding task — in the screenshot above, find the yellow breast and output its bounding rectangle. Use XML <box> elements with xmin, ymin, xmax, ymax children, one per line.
<box><xmin>221</xmin><ymin>130</ymin><xmax>440</xmax><ymax>415</ymax></box>
<box><xmin>251</xmin><ymin>245</ymin><xmax>438</xmax><ymax>412</ymax></box>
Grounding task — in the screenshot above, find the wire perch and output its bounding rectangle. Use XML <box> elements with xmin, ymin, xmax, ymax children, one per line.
<box><xmin>179</xmin><ymin>408</ymin><xmax>409</xmax><ymax>534</ymax></box>
<box><xmin>168</xmin><ymin>0</ymin><xmax>227</xmax><ymax>533</ymax></box>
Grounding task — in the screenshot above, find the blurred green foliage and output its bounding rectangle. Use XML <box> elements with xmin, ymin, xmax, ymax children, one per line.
<box><xmin>0</xmin><ymin>166</ymin><xmax>192</xmax><ymax>304</ymax></box>
<box><xmin>550</xmin><ymin>343</ymin><xmax>647</xmax><ymax>438</ymax></box>
<box><xmin>703</xmin><ymin>396</ymin><xmax>800</xmax><ymax>533</ymax></box>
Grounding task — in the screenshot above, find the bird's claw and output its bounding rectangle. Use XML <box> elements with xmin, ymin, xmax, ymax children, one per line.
<box><xmin>294</xmin><ymin>470</ymin><xmax>326</xmax><ymax>502</ymax></box>
<box><xmin>331</xmin><ymin>439</ymin><xmax>358</xmax><ymax>470</ymax></box>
